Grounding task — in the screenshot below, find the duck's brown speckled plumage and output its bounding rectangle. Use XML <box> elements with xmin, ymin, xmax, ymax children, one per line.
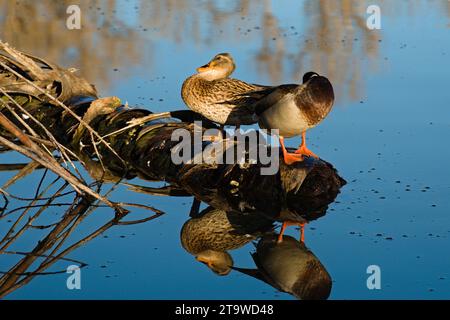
<box><xmin>180</xmin><ymin>207</ymin><xmax>273</xmax><ymax>254</ymax></box>
<box><xmin>181</xmin><ymin>53</ymin><xmax>269</xmax><ymax>125</ymax></box>
<box><xmin>180</xmin><ymin>207</ymin><xmax>274</xmax><ymax>276</ymax></box>
<box><xmin>181</xmin><ymin>75</ymin><xmax>267</xmax><ymax>125</ymax></box>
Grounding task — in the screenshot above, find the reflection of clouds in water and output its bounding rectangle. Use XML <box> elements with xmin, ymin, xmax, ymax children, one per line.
<box><xmin>1</xmin><ymin>0</ymin><xmax>448</xmax><ymax>100</ymax></box>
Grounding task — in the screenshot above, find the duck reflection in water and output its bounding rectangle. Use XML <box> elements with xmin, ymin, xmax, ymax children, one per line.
<box><xmin>180</xmin><ymin>205</ymin><xmax>332</xmax><ymax>299</ymax></box>
<box><xmin>179</xmin><ymin>157</ymin><xmax>345</xmax><ymax>299</ymax></box>
<box><xmin>180</xmin><ymin>206</ymin><xmax>274</xmax><ymax>275</ymax></box>
<box><xmin>234</xmin><ymin>234</ymin><xmax>332</xmax><ymax>300</ymax></box>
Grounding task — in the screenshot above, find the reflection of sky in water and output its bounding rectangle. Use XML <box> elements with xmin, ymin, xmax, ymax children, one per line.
<box><xmin>1</xmin><ymin>0</ymin><xmax>450</xmax><ymax>299</ymax></box>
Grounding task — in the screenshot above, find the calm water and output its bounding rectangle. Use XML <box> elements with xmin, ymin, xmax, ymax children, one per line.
<box><xmin>1</xmin><ymin>0</ymin><xmax>450</xmax><ymax>299</ymax></box>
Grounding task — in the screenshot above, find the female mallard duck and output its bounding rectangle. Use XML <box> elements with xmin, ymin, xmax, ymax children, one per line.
<box><xmin>181</xmin><ymin>53</ymin><xmax>268</xmax><ymax>126</ymax></box>
<box><xmin>253</xmin><ymin>72</ymin><xmax>334</xmax><ymax>165</ymax></box>
<box><xmin>180</xmin><ymin>206</ymin><xmax>274</xmax><ymax>275</ymax></box>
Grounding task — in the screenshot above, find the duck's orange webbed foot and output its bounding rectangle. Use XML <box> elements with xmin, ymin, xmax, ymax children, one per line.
<box><xmin>294</xmin><ymin>131</ymin><xmax>319</xmax><ymax>159</ymax></box>
<box><xmin>294</xmin><ymin>145</ymin><xmax>319</xmax><ymax>159</ymax></box>
<box><xmin>280</xmin><ymin>136</ymin><xmax>305</xmax><ymax>165</ymax></box>
<box><xmin>277</xmin><ymin>221</ymin><xmax>308</xmax><ymax>243</ymax></box>
<box><xmin>282</xmin><ymin>152</ymin><xmax>304</xmax><ymax>165</ymax></box>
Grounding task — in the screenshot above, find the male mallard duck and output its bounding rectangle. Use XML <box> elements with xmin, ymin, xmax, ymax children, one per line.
<box><xmin>180</xmin><ymin>206</ymin><xmax>274</xmax><ymax>275</ymax></box>
<box><xmin>253</xmin><ymin>72</ymin><xmax>334</xmax><ymax>165</ymax></box>
<box><xmin>233</xmin><ymin>234</ymin><xmax>332</xmax><ymax>300</ymax></box>
<box><xmin>181</xmin><ymin>53</ymin><xmax>268</xmax><ymax>126</ymax></box>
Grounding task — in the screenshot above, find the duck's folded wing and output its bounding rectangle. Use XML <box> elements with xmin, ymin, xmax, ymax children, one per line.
<box><xmin>212</xmin><ymin>78</ymin><xmax>261</xmax><ymax>100</ymax></box>
<box><xmin>240</xmin><ymin>84</ymin><xmax>298</xmax><ymax>115</ymax></box>
<box><xmin>210</xmin><ymin>80</ymin><xmax>271</xmax><ymax>114</ymax></box>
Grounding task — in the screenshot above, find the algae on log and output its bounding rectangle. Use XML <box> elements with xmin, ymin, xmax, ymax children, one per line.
<box><xmin>0</xmin><ymin>42</ymin><xmax>346</xmax><ymax>220</ymax></box>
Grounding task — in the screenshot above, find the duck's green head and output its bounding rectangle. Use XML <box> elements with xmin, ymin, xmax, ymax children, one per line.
<box><xmin>196</xmin><ymin>53</ymin><xmax>236</xmax><ymax>80</ymax></box>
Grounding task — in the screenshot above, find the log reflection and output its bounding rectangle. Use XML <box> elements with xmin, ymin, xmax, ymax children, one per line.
<box><xmin>179</xmin><ymin>159</ymin><xmax>345</xmax><ymax>299</ymax></box>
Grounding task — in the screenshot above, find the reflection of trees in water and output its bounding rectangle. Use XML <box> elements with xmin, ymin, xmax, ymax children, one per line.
<box><xmin>0</xmin><ymin>0</ymin><xmax>447</xmax><ymax>99</ymax></box>
<box><xmin>0</xmin><ymin>0</ymin><xmax>144</xmax><ymax>91</ymax></box>
<box><xmin>297</xmin><ymin>0</ymin><xmax>381</xmax><ymax>102</ymax></box>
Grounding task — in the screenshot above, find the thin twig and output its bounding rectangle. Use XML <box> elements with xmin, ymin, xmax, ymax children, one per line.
<box><xmin>1</xmin><ymin>161</ymin><xmax>40</xmax><ymax>190</ymax></box>
<box><xmin>0</xmin><ymin>132</ymin><xmax>118</xmax><ymax>210</ymax></box>
<box><xmin>101</xmin><ymin>112</ymin><xmax>172</xmax><ymax>139</ymax></box>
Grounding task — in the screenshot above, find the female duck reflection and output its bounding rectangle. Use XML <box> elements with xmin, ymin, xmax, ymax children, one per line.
<box><xmin>180</xmin><ymin>205</ymin><xmax>332</xmax><ymax>300</ymax></box>
<box><xmin>180</xmin><ymin>206</ymin><xmax>273</xmax><ymax>276</ymax></box>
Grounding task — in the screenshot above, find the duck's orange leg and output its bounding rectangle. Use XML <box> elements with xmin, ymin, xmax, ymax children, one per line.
<box><xmin>280</xmin><ymin>136</ymin><xmax>304</xmax><ymax>165</ymax></box>
<box><xmin>299</xmin><ymin>223</ymin><xmax>306</xmax><ymax>243</ymax></box>
<box><xmin>277</xmin><ymin>221</ymin><xmax>307</xmax><ymax>243</ymax></box>
<box><xmin>294</xmin><ymin>132</ymin><xmax>319</xmax><ymax>159</ymax></box>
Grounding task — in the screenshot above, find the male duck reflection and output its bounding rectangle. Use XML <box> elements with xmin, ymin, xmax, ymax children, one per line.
<box><xmin>181</xmin><ymin>52</ymin><xmax>335</xmax><ymax>165</ymax></box>
<box><xmin>234</xmin><ymin>234</ymin><xmax>332</xmax><ymax>300</ymax></box>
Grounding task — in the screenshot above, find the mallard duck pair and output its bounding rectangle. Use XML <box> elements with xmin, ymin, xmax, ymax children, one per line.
<box><xmin>181</xmin><ymin>53</ymin><xmax>335</xmax><ymax>165</ymax></box>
